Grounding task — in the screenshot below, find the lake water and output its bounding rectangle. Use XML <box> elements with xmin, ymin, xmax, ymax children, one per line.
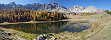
<box><xmin>0</xmin><ymin>21</ymin><xmax>92</xmax><ymax>34</ymax></box>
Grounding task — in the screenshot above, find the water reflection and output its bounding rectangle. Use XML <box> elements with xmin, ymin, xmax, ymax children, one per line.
<box><xmin>0</xmin><ymin>21</ymin><xmax>92</xmax><ymax>34</ymax></box>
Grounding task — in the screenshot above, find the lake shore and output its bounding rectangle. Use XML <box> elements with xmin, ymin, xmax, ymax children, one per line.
<box><xmin>0</xmin><ymin>13</ymin><xmax>111</xmax><ymax>40</ymax></box>
<box><xmin>0</xmin><ymin>19</ymin><xmax>90</xmax><ymax>25</ymax></box>
<box><xmin>0</xmin><ymin>18</ymin><xmax>95</xmax><ymax>40</ymax></box>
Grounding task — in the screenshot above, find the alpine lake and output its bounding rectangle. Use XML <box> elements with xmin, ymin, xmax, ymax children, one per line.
<box><xmin>0</xmin><ymin>20</ymin><xmax>92</xmax><ymax>40</ymax></box>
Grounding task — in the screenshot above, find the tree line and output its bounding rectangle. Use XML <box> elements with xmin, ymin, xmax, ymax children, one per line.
<box><xmin>105</xmin><ymin>10</ymin><xmax>111</xmax><ymax>15</ymax></box>
<box><xmin>0</xmin><ymin>8</ymin><xmax>66</xmax><ymax>23</ymax></box>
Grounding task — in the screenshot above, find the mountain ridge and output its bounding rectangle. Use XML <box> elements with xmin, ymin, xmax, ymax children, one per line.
<box><xmin>0</xmin><ymin>2</ymin><xmax>105</xmax><ymax>13</ymax></box>
<box><xmin>0</xmin><ymin>2</ymin><xmax>67</xmax><ymax>10</ymax></box>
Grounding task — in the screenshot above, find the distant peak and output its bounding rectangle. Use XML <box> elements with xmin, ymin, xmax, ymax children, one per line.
<box><xmin>51</xmin><ymin>2</ymin><xmax>58</xmax><ymax>4</ymax></box>
<box><xmin>72</xmin><ymin>5</ymin><xmax>84</xmax><ymax>8</ymax></box>
<box><xmin>87</xmin><ymin>6</ymin><xmax>95</xmax><ymax>8</ymax></box>
<box><xmin>9</xmin><ymin>2</ymin><xmax>16</xmax><ymax>4</ymax></box>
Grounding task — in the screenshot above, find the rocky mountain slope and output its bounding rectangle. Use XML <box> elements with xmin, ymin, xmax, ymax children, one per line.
<box><xmin>0</xmin><ymin>2</ymin><xmax>105</xmax><ymax>13</ymax></box>
<box><xmin>69</xmin><ymin>5</ymin><xmax>84</xmax><ymax>13</ymax></box>
<box><xmin>69</xmin><ymin>6</ymin><xmax>105</xmax><ymax>13</ymax></box>
<box><xmin>0</xmin><ymin>2</ymin><xmax>66</xmax><ymax>10</ymax></box>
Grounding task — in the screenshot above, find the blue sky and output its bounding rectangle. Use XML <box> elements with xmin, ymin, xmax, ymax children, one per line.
<box><xmin>0</xmin><ymin>0</ymin><xmax>111</xmax><ymax>10</ymax></box>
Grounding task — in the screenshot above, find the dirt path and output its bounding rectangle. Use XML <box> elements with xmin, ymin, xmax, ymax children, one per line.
<box><xmin>86</xmin><ymin>21</ymin><xmax>111</xmax><ymax>40</ymax></box>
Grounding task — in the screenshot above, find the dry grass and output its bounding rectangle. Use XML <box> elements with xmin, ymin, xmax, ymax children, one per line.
<box><xmin>51</xmin><ymin>13</ymin><xmax>111</xmax><ymax>40</ymax></box>
<box><xmin>0</xmin><ymin>27</ymin><xmax>38</xmax><ymax>40</ymax></box>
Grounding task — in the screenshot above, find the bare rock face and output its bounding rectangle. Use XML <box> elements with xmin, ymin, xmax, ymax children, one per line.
<box><xmin>68</xmin><ymin>6</ymin><xmax>105</xmax><ymax>14</ymax></box>
<box><xmin>95</xmin><ymin>9</ymin><xmax>105</xmax><ymax>13</ymax></box>
<box><xmin>82</xmin><ymin>6</ymin><xmax>105</xmax><ymax>13</ymax></box>
<box><xmin>69</xmin><ymin>5</ymin><xmax>84</xmax><ymax>14</ymax></box>
<box><xmin>51</xmin><ymin>7</ymin><xmax>68</xmax><ymax>13</ymax></box>
<box><xmin>82</xmin><ymin>6</ymin><xmax>97</xmax><ymax>13</ymax></box>
<box><xmin>0</xmin><ymin>2</ymin><xmax>105</xmax><ymax>14</ymax></box>
<box><xmin>0</xmin><ymin>2</ymin><xmax>66</xmax><ymax>11</ymax></box>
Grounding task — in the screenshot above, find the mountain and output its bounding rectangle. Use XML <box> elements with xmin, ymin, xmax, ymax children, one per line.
<box><xmin>96</xmin><ymin>9</ymin><xmax>105</xmax><ymax>13</ymax></box>
<box><xmin>0</xmin><ymin>2</ymin><xmax>66</xmax><ymax>10</ymax></box>
<box><xmin>82</xmin><ymin>6</ymin><xmax>97</xmax><ymax>13</ymax></box>
<box><xmin>51</xmin><ymin>7</ymin><xmax>68</xmax><ymax>13</ymax></box>
<box><xmin>83</xmin><ymin>6</ymin><xmax>105</xmax><ymax>13</ymax></box>
<box><xmin>69</xmin><ymin>5</ymin><xmax>84</xmax><ymax>13</ymax></box>
<box><xmin>0</xmin><ymin>2</ymin><xmax>105</xmax><ymax>13</ymax></box>
<box><xmin>69</xmin><ymin>6</ymin><xmax>105</xmax><ymax>13</ymax></box>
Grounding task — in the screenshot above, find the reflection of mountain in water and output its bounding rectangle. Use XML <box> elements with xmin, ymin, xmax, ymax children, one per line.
<box><xmin>61</xmin><ymin>23</ymin><xmax>92</xmax><ymax>32</ymax></box>
<box><xmin>0</xmin><ymin>21</ymin><xmax>92</xmax><ymax>34</ymax></box>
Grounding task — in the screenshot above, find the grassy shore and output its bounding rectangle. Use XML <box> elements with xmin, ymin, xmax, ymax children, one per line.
<box><xmin>0</xmin><ymin>27</ymin><xmax>38</xmax><ymax>40</ymax></box>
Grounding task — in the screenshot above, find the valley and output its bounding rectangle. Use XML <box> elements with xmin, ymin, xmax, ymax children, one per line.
<box><xmin>0</xmin><ymin>2</ymin><xmax>111</xmax><ymax>40</ymax></box>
